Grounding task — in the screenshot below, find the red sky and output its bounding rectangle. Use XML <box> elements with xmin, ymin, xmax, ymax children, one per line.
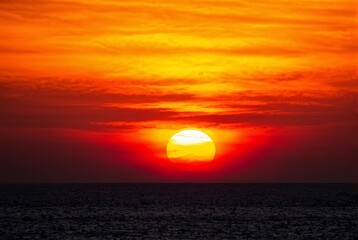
<box><xmin>0</xmin><ymin>0</ymin><xmax>357</xmax><ymax>183</ymax></box>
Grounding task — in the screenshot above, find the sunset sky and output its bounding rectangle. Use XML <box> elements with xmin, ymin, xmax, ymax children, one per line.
<box><xmin>0</xmin><ymin>0</ymin><xmax>357</xmax><ymax>183</ymax></box>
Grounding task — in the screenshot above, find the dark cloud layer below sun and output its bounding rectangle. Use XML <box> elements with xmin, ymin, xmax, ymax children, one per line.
<box><xmin>1</xmin><ymin>79</ymin><xmax>356</xmax><ymax>129</ymax></box>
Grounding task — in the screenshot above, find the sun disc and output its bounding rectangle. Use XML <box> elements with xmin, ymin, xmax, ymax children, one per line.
<box><xmin>166</xmin><ymin>129</ymin><xmax>216</xmax><ymax>163</ymax></box>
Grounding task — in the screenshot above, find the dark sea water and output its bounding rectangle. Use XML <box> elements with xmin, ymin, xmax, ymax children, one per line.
<box><xmin>0</xmin><ymin>184</ymin><xmax>357</xmax><ymax>239</ymax></box>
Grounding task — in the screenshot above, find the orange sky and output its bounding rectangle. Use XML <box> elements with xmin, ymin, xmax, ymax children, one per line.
<box><xmin>0</xmin><ymin>0</ymin><xmax>357</xmax><ymax>182</ymax></box>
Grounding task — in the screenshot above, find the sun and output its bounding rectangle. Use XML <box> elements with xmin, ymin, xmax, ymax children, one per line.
<box><xmin>166</xmin><ymin>129</ymin><xmax>216</xmax><ymax>163</ymax></box>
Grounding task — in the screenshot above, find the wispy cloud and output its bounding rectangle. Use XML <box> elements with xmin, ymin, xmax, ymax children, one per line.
<box><xmin>0</xmin><ymin>0</ymin><xmax>356</xmax><ymax>131</ymax></box>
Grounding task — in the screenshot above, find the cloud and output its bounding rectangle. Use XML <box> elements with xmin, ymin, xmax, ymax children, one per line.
<box><xmin>0</xmin><ymin>0</ymin><xmax>356</xmax><ymax>129</ymax></box>
<box><xmin>1</xmin><ymin>73</ymin><xmax>357</xmax><ymax>131</ymax></box>
<box><xmin>1</xmin><ymin>0</ymin><xmax>355</xmax><ymax>79</ymax></box>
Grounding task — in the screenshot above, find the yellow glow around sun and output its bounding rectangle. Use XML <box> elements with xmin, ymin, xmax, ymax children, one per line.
<box><xmin>166</xmin><ymin>129</ymin><xmax>216</xmax><ymax>163</ymax></box>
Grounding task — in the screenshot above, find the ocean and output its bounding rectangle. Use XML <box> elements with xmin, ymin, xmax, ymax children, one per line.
<box><xmin>0</xmin><ymin>183</ymin><xmax>357</xmax><ymax>239</ymax></box>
